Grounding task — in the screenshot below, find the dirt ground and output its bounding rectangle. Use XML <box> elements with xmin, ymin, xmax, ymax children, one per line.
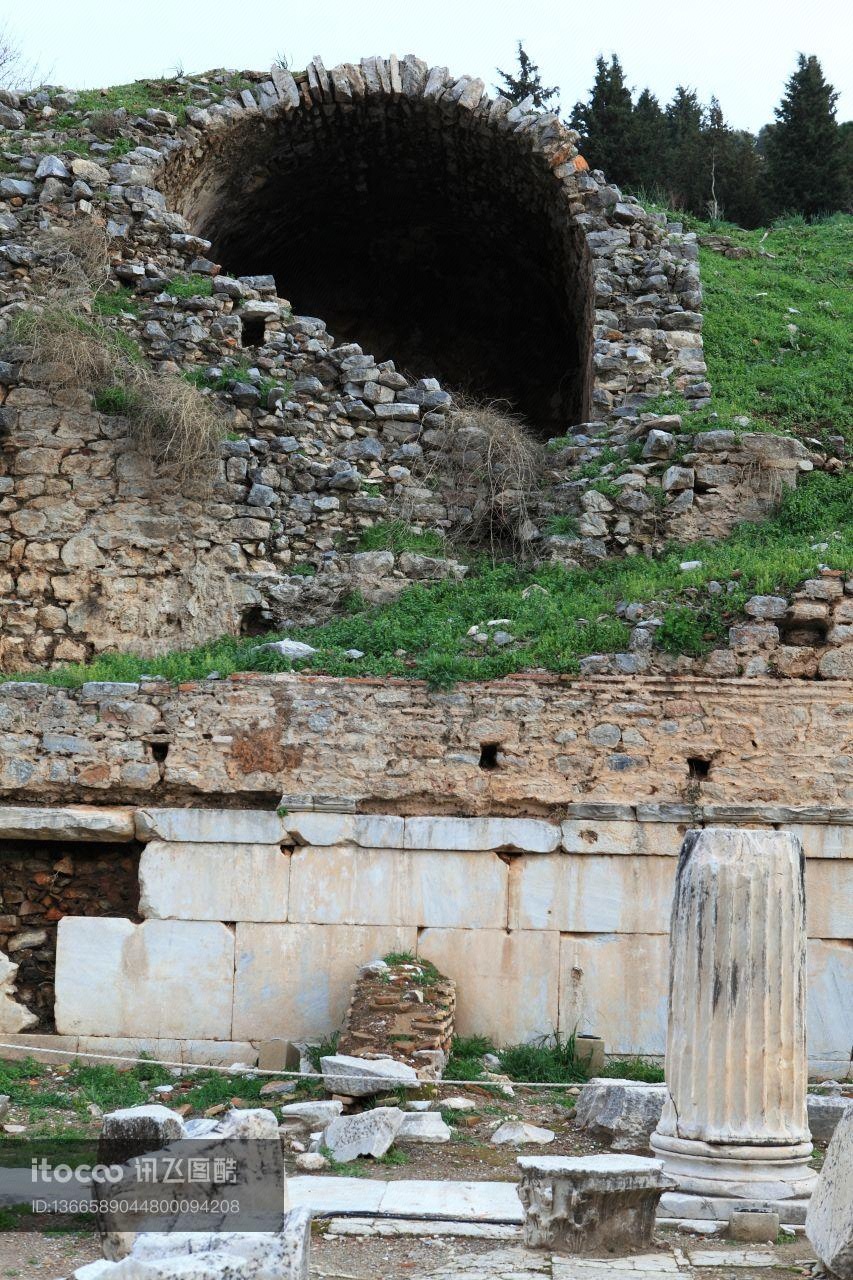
<box><xmin>0</xmin><ymin>1226</ymin><xmax>819</xmax><ymax>1280</ymax></box>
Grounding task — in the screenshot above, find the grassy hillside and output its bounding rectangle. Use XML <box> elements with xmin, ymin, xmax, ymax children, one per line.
<box><xmin>696</xmin><ymin>214</ymin><xmax>852</xmax><ymax>444</ymax></box>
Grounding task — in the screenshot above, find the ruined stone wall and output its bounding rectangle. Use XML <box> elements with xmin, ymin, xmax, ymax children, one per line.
<box><xmin>0</xmin><ymin>839</ymin><xmax>140</xmax><ymax>1029</ymax></box>
<box><xmin>0</xmin><ymin>802</ymin><xmax>848</xmax><ymax>1077</ymax></box>
<box><xmin>0</xmin><ymin>672</ymin><xmax>849</xmax><ymax>809</ymax></box>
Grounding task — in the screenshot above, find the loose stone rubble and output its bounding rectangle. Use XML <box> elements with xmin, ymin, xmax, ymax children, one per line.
<box><xmin>68</xmin><ymin>1212</ymin><xmax>312</xmax><ymax>1279</ymax></box>
<box><xmin>806</xmin><ymin>1091</ymin><xmax>852</xmax><ymax>1143</ymax></box>
<box><xmin>516</xmin><ymin>1154</ymin><xmax>673</xmax><ymax>1253</ymax></box>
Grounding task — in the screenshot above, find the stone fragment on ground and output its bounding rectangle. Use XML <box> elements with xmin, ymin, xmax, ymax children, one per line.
<box><xmin>807</xmin><ymin>1091</ymin><xmax>852</xmax><ymax>1143</ymax></box>
<box><xmin>322</xmin><ymin>1106</ymin><xmax>405</xmax><ymax>1162</ymax></box>
<box><xmin>572</xmin><ymin>1078</ymin><xmax>666</xmax><ymax>1151</ymax></box>
<box><xmin>491</xmin><ymin>1120</ymin><xmax>555</xmax><ymax>1145</ymax></box>
<box><xmin>442</xmin><ymin>1096</ymin><xmax>478</xmax><ymax>1112</ymax></box>
<box><xmin>68</xmin><ymin>1207</ymin><xmax>312</xmax><ymax>1278</ymax></box>
<box><xmin>396</xmin><ymin>1112</ymin><xmax>452</xmax><ymax>1143</ymax></box>
<box><xmin>320</xmin><ymin>1053</ymin><xmax>419</xmax><ymax>1095</ymax></box>
<box><xmin>806</xmin><ymin>1106</ymin><xmax>853</xmax><ymax>1279</ymax></box>
<box><xmin>279</xmin><ymin>1100</ymin><xmax>343</xmax><ymax>1132</ymax></box>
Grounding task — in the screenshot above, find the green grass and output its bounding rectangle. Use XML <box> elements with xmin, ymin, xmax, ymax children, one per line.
<box><xmin>357</xmin><ymin>520</ymin><xmax>446</xmax><ymax>555</ymax></box>
<box><xmin>166</xmin><ymin>273</ymin><xmax>214</xmax><ymax>298</ymax></box>
<box><xmin>444</xmin><ymin>1035</ymin><xmax>495</xmax><ymax>1082</ymax></box>
<box><xmin>1</xmin><ymin>472</ymin><xmax>849</xmax><ymax>689</ymax></box>
<box><xmin>696</xmin><ymin>214</ymin><xmax>852</xmax><ymax>444</ymax></box>
<box><xmin>94</xmin><ymin>384</ymin><xmax>137</xmax><ymax>415</ymax></box>
<box><xmin>74</xmin><ymin>80</ymin><xmax>195</xmax><ymax>126</ymax></box>
<box><xmin>497</xmin><ymin>1033</ymin><xmax>588</xmax><ymax>1085</ymax></box>
<box><xmin>601</xmin><ymin>1057</ymin><xmax>666</xmax><ymax>1083</ymax></box>
<box><xmin>93</xmin><ymin>287</ymin><xmax>141</xmax><ymax>318</ymax></box>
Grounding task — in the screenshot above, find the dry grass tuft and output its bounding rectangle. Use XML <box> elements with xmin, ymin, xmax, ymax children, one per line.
<box><xmin>132</xmin><ymin>371</ymin><xmax>224</xmax><ymax>484</ymax></box>
<box><xmin>9</xmin><ymin>226</ymin><xmax>225</xmax><ymax>489</ymax></box>
<box><xmin>88</xmin><ymin>109</ymin><xmax>125</xmax><ymax>138</ymax></box>
<box><xmin>418</xmin><ymin>394</ymin><xmax>542</xmax><ymax>555</ymax></box>
<box><xmin>38</xmin><ymin>220</ymin><xmax>113</xmax><ymax>301</ymax></box>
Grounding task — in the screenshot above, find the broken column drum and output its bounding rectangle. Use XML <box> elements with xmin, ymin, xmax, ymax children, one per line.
<box><xmin>651</xmin><ymin>828</ymin><xmax>817</xmax><ymax>1200</ymax></box>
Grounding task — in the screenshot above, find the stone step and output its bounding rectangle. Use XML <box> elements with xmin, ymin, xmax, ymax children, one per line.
<box><xmin>288</xmin><ymin>1175</ymin><xmax>524</xmax><ymax>1222</ymax></box>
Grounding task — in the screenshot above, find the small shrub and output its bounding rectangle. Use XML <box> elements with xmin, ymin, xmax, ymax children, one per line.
<box><xmin>132</xmin><ymin>371</ymin><xmax>224</xmax><ymax>487</ymax></box>
<box><xmin>420</xmin><ymin>395</ymin><xmax>542</xmax><ymax>554</ymax></box>
<box><xmin>444</xmin><ymin>1034</ymin><xmax>495</xmax><ymax>1081</ymax></box>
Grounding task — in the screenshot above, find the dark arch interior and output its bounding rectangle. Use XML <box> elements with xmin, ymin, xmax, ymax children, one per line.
<box><xmin>187</xmin><ymin>99</ymin><xmax>594</xmax><ymax>436</ymax></box>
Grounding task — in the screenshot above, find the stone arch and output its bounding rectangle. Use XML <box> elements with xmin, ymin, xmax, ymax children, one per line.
<box><xmin>160</xmin><ymin>56</ymin><xmax>707</xmax><ymax>435</ymax></box>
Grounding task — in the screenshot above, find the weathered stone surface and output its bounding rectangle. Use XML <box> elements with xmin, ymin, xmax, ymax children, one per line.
<box><xmin>807</xmin><ymin>1094</ymin><xmax>852</xmax><ymax>1144</ymax></box>
<box><xmin>55</xmin><ymin>918</ymin><xmax>235</xmax><ymax>1038</ymax></box>
<box><xmin>573</xmin><ymin>1079</ymin><xmax>667</xmax><ymax>1151</ymax></box>
<box><xmin>0</xmin><ymin>950</ymin><xmax>37</xmax><ymax>1032</ymax></box>
<box><xmin>320</xmin><ymin>1054</ymin><xmax>419</xmax><ymax>1096</ymax></box>
<box><xmin>233</xmin><ymin>924</ymin><xmax>416</xmax><ymax>1040</ymax></box>
<box><xmin>517</xmin><ymin>1154</ymin><xmax>671</xmax><ymax>1253</ymax></box>
<box><xmin>491</xmin><ymin>1121</ymin><xmax>555</xmax><ymax>1145</ymax></box>
<box><xmin>139</xmin><ymin>842</ymin><xmax>289</xmax><ymax>921</ymax></box>
<box><xmin>135</xmin><ymin>808</ymin><xmax>282</xmax><ymax>844</ymax></box>
<box><xmin>77</xmin><ymin>1208</ymin><xmax>311</xmax><ymax>1278</ymax></box>
<box><xmin>288</xmin><ymin>845</ymin><xmax>506</xmax><ymax>927</ymax></box>
<box><xmin>559</xmin><ymin>933</ymin><xmax>669</xmax><ymax>1056</ymax></box>
<box><xmin>100</xmin><ymin>1104</ymin><xmax>187</xmax><ymax>1164</ymax></box>
<box><xmin>279</xmin><ymin>1100</ymin><xmax>343</xmax><ymax>1132</ymax></box>
<box><xmin>402</xmin><ymin>816</ymin><xmax>560</xmax><ymax>853</ymax></box>
<box><xmin>417</xmin><ymin>928</ymin><xmax>559</xmax><ymax>1045</ymax></box>
<box><xmin>322</xmin><ymin>1106</ymin><xmax>405</xmax><ymax>1162</ymax></box>
<box><xmin>396</xmin><ymin>1112</ymin><xmax>452</xmax><ymax>1143</ymax></box>
<box><xmin>652</xmin><ymin>830</ymin><xmax>816</xmax><ymax>1201</ymax></box>
<box><xmin>0</xmin><ymin>806</ymin><xmax>135</xmax><ymax>842</ymax></box>
<box><xmin>806</xmin><ymin>1108</ymin><xmax>853</xmax><ymax>1278</ymax></box>
<box><xmin>510</xmin><ymin>855</ymin><xmax>674</xmax><ymax>933</ymax></box>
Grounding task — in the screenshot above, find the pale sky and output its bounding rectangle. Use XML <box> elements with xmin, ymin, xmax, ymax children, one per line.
<box><xmin>5</xmin><ymin>0</ymin><xmax>851</xmax><ymax>134</ymax></box>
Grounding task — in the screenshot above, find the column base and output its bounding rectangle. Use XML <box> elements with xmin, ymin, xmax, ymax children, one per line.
<box><xmin>650</xmin><ymin>1132</ymin><xmax>818</xmax><ymax>1201</ymax></box>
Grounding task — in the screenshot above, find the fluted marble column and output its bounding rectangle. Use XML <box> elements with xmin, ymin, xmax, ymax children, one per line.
<box><xmin>651</xmin><ymin>828</ymin><xmax>817</xmax><ymax>1201</ymax></box>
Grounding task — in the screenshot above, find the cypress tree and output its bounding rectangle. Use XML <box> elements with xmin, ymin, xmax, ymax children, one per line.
<box><xmin>629</xmin><ymin>88</ymin><xmax>669</xmax><ymax>193</ymax></box>
<box><xmin>763</xmin><ymin>54</ymin><xmax>844</xmax><ymax>217</ymax></box>
<box><xmin>496</xmin><ymin>42</ymin><xmax>558</xmax><ymax>109</ymax></box>
<box><xmin>664</xmin><ymin>86</ymin><xmax>706</xmax><ymax>213</ymax></box>
<box><xmin>570</xmin><ymin>55</ymin><xmax>634</xmax><ymax>179</ymax></box>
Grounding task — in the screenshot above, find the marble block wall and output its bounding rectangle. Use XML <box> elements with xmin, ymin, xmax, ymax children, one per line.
<box><xmin>4</xmin><ymin>804</ymin><xmax>842</xmax><ymax>1075</ymax></box>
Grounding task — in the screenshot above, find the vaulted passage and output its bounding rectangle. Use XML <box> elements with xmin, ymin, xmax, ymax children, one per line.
<box><xmin>177</xmin><ymin>96</ymin><xmax>595</xmax><ymax>435</ymax></box>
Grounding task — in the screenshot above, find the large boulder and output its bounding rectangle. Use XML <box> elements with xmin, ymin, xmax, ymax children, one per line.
<box><xmin>806</xmin><ymin>1108</ymin><xmax>853</xmax><ymax>1278</ymax></box>
<box><xmin>572</xmin><ymin>1078</ymin><xmax>667</xmax><ymax>1151</ymax></box>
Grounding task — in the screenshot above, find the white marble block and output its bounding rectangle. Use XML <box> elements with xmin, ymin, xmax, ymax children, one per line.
<box><xmin>55</xmin><ymin>918</ymin><xmax>235</xmax><ymax>1038</ymax></box>
<box><xmin>806</xmin><ymin>1107</ymin><xmax>853</xmax><ymax>1278</ymax></box>
<box><xmin>651</xmin><ymin>829</ymin><xmax>817</xmax><ymax>1201</ymax></box>
<box><xmin>139</xmin><ymin>841</ymin><xmax>289</xmax><ymax>921</ymax></box>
